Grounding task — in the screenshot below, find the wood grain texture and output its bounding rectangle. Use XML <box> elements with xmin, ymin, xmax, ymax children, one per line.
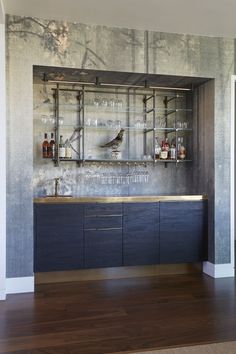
<box><xmin>84</xmin><ymin>229</ymin><xmax>123</xmax><ymax>268</ymax></box>
<box><xmin>35</xmin><ymin>204</ymin><xmax>84</xmax><ymax>272</ymax></box>
<box><xmin>84</xmin><ymin>216</ymin><xmax>122</xmax><ymax>230</ymax></box>
<box><xmin>34</xmin><ymin>201</ymin><xmax>207</xmax><ymax>273</ymax></box>
<box><xmin>160</xmin><ymin>201</ymin><xmax>206</xmax><ymax>263</ymax></box>
<box><xmin>1</xmin><ymin>274</ymin><xmax>236</xmax><ymax>353</ymax></box>
<box><xmin>84</xmin><ymin>203</ymin><xmax>122</xmax><ymax>216</ymax></box>
<box><xmin>123</xmin><ymin>203</ymin><xmax>159</xmax><ymax>266</ymax></box>
<box><xmin>35</xmin><ymin>263</ymin><xmax>202</xmax><ymax>283</ymax></box>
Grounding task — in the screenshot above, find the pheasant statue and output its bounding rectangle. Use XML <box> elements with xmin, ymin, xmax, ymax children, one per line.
<box><xmin>100</xmin><ymin>129</ymin><xmax>125</xmax><ymax>150</ymax></box>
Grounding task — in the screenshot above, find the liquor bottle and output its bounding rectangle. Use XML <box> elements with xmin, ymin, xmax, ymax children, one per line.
<box><xmin>155</xmin><ymin>137</ymin><xmax>161</xmax><ymax>160</ymax></box>
<box><xmin>59</xmin><ymin>135</ymin><xmax>66</xmax><ymax>159</ymax></box>
<box><xmin>177</xmin><ymin>137</ymin><xmax>181</xmax><ymax>159</ymax></box>
<box><xmin>164</xmin><ymin>138</ymin><xmax>170</xmax><ymax>153</ymax></box>
<box><xmin>160</xmin><ymin>139</ymin><xmax>169</xmax><ymax>160</ymax></box>
<box><xmin>65</xmin><ymin>141</ymin><xmax>72</xmax><ymax>159</ymax></box>
<box><xmin>42</xmin><ymin>133</ymin><xmax>49</xmax><ymax>158</ymax></box>
<box><xmin>48</xmin><ymin>132</ymin><xmax>55</xmax><ymax>158</ymax></box>
<box><xmin>170</xmin><ymin>138</ymin><xmax>176</xmax><ymax>160</ymax></box>
<box><xmin>177</xmin><ymin>137</ymin><xmax>186</xmax><ymax>160</ymax></box>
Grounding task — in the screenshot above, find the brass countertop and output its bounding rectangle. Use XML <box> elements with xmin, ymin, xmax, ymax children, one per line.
<box><xmin>34</xmin><ymin>195</ymin><xmax>207</xmax><ymax>203</ymax></box>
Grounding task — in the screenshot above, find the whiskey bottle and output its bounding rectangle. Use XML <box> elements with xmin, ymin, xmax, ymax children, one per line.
<box><xmin>59</xmin><ymin>135</ymin><xmax>66</xmax><ymax>159</ymax></box>
<box><xmin>160</xmin><ymin>139</ymin><xmax>169</xmax><ymax>160</ymax></box>
<box><xmin>42</xmin><ymin>133</ymin><xmax>49</xmax><ymax>158</ymax></box>
<box><xmin>48</xmin><ymin>132</ymin><xmax>55</xmax><ymax>158</ymax></box>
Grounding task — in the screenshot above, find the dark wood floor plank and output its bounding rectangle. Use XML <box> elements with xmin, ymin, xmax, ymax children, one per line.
<box><xmin>0</xmin><ymin>274</ymin><xmax>236</xmax><ymax>353</ymax></box>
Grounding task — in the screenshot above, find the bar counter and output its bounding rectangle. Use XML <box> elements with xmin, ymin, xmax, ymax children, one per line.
<box><xmin>34</xmin><ymin>195</ymin><xmax>208</xmax><ymax>275</ymax></box>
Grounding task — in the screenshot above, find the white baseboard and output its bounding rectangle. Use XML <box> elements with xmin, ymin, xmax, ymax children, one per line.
<box><xmin>203</xmin><ymin>261</ymin><xmax>235</xmax><ymax>278</ymax></box>
<box><xmin>6</xmin><ymin>276</ymin><xmax>34</xmax><ymax>294</ymax></box>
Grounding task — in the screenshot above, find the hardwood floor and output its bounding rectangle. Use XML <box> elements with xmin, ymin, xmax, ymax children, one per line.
<box><xmin>1</xmin><ymin>273</ymin><xmax>236</xmax><ymax>353</ymax></box>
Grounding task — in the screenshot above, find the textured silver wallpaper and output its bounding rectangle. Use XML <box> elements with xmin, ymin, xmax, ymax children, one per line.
<box><xmin>6</xmin><ymin>15</ymin><xmax>234</xmax><ymax>277</ymax></box>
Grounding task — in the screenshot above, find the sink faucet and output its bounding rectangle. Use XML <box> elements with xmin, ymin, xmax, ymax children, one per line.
<box><xmin>54</xmin><ymin>178</ymin><xmax>60</xmax><ymax>197</ymax></box>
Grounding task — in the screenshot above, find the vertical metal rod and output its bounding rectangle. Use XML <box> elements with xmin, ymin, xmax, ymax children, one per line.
<box><xmin>143</xmin><ymin>94</ymin><xmax>147</xmax><ymax>156</ymax></box>
<box><xmin>144</xmin><ymin>30</ymin><xmax>149</xmax><ymax>74</ymax></box>
<box><xmin>55</xmin><ymin>84</ymin><xmax>60</xmax><ymax>167</ymax></box>
<box><xmin>163</xmin><ymin>95</ymin><xmax>168</xmax><ymax>168</ymax></box>
<box><xmin>77</xmin><ymin>90</ymin><xmax>81</xmax><ymax>164</ymax></box>
<box><xmin>190</xmin><ymin>86</ymin><xmax>194</xmax><ymax>161</ymax></box>
<box><xmin>175</xmin><ymin>91</ymin><xmax>177</xmax><ymax>163</ymax></box>
<box><xmin>127</xmin><ymin>88</ymin><xmax>130</xmax><ymax>160</ymax></box>
<box><xmin>81</xmin><ymin>86</ymin><xmax>85</xmax><ymax>160</ymax></box>
<box><xmin>153</xmin><ymin>89</ymin><xmax>156</xmax><ymax>166</ymax></box>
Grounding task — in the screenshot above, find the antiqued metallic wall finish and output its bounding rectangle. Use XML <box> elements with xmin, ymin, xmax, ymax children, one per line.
<box><xmin>6</xmin><ymin>15</ymin><xmax>234</xmax><ymax>276</ymax></box>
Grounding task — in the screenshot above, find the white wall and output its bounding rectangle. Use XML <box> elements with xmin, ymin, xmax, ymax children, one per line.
<box><xmin>0</xmin><ymin>0</ymin><xmax>6</xmax><ymax>300</ymax></box>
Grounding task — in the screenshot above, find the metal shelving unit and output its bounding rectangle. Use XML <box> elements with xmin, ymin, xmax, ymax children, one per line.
<box><xmin>48</xmin><ymin>83</ymin><xmax>192</xmax><ymax>167</ymax></box>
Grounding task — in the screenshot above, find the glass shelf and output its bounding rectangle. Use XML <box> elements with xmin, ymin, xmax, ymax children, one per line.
<box><xmin>84</xmin><ymin>106</ymin><xmax>192</xmax><ymax>114</ymax></box>
<box><xmin>34</xmin><ymin>102</ymin><xmax>83</xmax><ymax>108</ymax></box>
<box><xmin>155</xmin><ymin>159</ymin><xmax>192</xmax><ymax>163</ymax></box>
<box><xmin>49</xmin><ymin>124</ymin><xmax>154</xmax><ymax>132</ymax></box>
<box><xmin>34</xmin><ymin>103</ymin><xmax>192</xmax><ymax>113</ymax></box>
<box><xmin>155</xmin><ymin>128</ymin><xmax>192</xmax><ymax>133</ymax></box>
<box><xmin>83</xmin><ymin>125</ymin><xmax>154</xmax><ymax>132</ymax></box>
<box><xmin>54</xmin><ymin>158</ymin><xmax>192</xmax><ymax>164</ymax></box>
<box><xmin>56</xmin><ymin>158</ymin><xmax>155</xmax><ymax>164</ymax></box>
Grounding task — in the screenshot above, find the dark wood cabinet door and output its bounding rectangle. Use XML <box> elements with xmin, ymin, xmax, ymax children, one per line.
<box><xmin>84</xmin><ymin>229</ymin><xmax>122</xmax><ymax>268</ymax></box>
<box><xmin>123</xmin><ymin>203</ymin><xmax>159</xmax><ymax>266</ymax></box>
<box><xmin>159</xmin><ymin>201</ymin><xmax>207</xmax><ymax>264</ymax></box>
<box><xmin>34</xmin><ymin>204</ymin><xmax>84</xmax><ymax>272</ymax></box>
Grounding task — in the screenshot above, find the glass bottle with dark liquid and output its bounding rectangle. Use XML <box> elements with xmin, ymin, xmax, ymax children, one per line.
<box><xmin>42</xmin><ymin>133</ymin><xmax>49</xmax><ymax>158</ymax></box>
<box><xmin>49</xmin><ymin>132</ymin><xmax>55</xmax><ymax>158</ymax></box>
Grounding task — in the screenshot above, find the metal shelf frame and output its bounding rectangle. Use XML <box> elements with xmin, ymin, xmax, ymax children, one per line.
<box><xmin>51</xmin><ymin>84</ymin><xmax>193</xmax><ymax>167</ymax></box>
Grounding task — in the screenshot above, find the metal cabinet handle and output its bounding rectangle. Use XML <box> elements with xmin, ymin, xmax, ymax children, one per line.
<box><xmin>85</xmin><ymin>227</ymin><xmax>122</xmax><ymax>231</ymax></box>
<box><xmin>85</xmin><ymin>214</ymin><xmax>122</xmax><ymax>218</ymax></box>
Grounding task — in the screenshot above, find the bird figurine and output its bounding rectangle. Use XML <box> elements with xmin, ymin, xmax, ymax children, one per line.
<box><xmin>100</xmin><ymin>129</ymin><xmax>125</xmax><ymax>150</ymax></box>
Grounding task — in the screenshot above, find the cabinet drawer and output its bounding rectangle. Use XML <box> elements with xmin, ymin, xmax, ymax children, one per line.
<box><xmin>84</xmin><ymin>203</ymin><xmax>122</xmax><ymax>216</ymax></box>
<box><xmin>84</xmin><ymin>215</ymin><xmax>122</xmax><ymax>230</ymax></box>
